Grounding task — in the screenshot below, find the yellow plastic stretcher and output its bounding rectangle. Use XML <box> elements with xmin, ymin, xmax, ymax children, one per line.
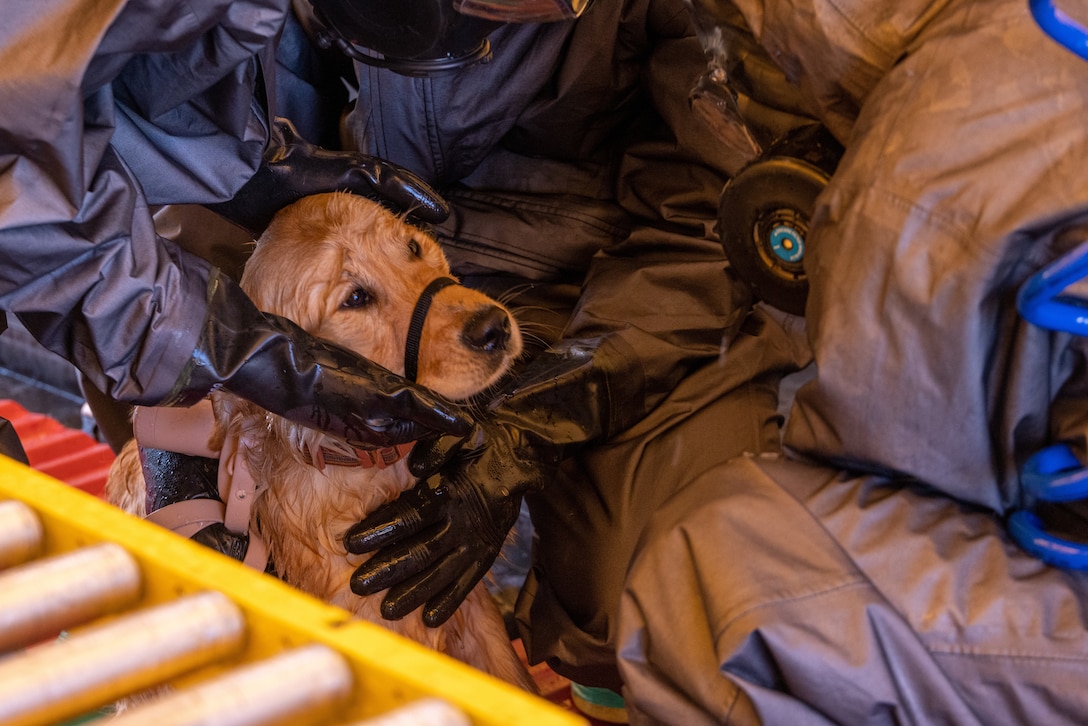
<box><xmin>0</xmin><ymin>454</ymin><xmax>585</xmax><ymax>726</ymax></box>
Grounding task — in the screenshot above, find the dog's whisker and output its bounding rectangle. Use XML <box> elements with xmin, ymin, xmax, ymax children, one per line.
<box><xmin>491</xmin><ymin>283</ymin><xmax>536</xmax><ymax>302</ymax></box>
<box><xmin>514</xmin><ymin>320</ymin><xmax>560</xmax><ymax>336</ymax></box>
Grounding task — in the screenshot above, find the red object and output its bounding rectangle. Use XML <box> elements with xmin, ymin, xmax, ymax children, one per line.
<box><xmin>0</xmin><ymin>399</ymin><xmax>115</xmax><ymax>498</ymax></box>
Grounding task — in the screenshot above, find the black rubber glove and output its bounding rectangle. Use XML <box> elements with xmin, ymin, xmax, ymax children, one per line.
<box><xmin>164</xmin><ymin>269</ymin><xmax>471</xmax><ymax>450</ymax></box>
<box><xmin>347</xmin><ymin>410</ymin><xmax>558</xmax><ymax>626</ymax></box>
<box><xmin>345</xmin><ymin>341</ymin><xmax>643</xmax><ymax>626</ymax></box>
<box><xmin>207</xmin><ymin>117</ymin><xmax>449</xmax><ymax>235</ymax></box>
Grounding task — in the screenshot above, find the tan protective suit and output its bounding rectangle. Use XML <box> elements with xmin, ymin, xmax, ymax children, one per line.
<box><xmin>618</xmin><ymin>0</ymin><xmax>1088</xmax><ymax>722</ymax></box>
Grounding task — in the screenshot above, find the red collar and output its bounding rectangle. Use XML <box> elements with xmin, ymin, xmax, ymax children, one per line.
<box><xmin>300</xmin><ymin>440</ymin><xmax>414</xmax><ymax>471</ymax></box>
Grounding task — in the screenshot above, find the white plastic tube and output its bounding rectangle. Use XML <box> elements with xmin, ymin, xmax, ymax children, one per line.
<box><xmin>0</xmin><ymin>541</ymin><xmax>142</xmax><ymax>653</ymax></box>
<box><xmin>110</xmin><ymin>644</ymin><xmax>354</xmax><ymax>726</ymax></box>
<box><xmin>0</xmin><ymin>590</ymin><xmax>246</xmax><ymax>726</ymax></box>
<box><xmin>0</xmin><ymin>499</ymin><xmax>42</xmax><ymax>569</ymax></box>
<box><xmin>345</xmin><ymin>699</ymin><xmax>472</xmax><ymax>726</ymax></box>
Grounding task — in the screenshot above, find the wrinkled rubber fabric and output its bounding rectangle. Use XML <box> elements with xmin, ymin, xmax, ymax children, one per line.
<box><xmin>337</xmin><ymin>0</ymin><xmax>795</xmax><ymax>686</ymax></box>
<box><xmin>619</xmin><ymin>455</ymin><xmax>1088</xmax><ymax>725</ymax></box>
<box><xmin>720</xmin><ymin>0</ymin><xmax>954</xmax><ymax>145</ymax></box>
<box><xmin>0</xmin><ymin>0</ymin><xmax>285</xmax><ymax>405</ymax></box>
<box><xmin>205</xmin><ymin>116</ymin><xmax>450</xmax><ymax>235</ymax></box>
<box><xmin>719</xmin><ymin>0</ymin><xmax>1088</xmax><ymax>512</ymax></box>
<box><xmin>519</xmin><ymin>306</ymin><xmax>810</xmax><ymax>690</ymax></box>
<box><xmin>615</xmin><ymin>0</ymin><xmax>1088</xmax><ymax>720</ymax></box>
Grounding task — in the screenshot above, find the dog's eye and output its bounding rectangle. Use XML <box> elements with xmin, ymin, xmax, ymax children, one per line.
<box><xmin>342</xmin><ymin>287</ymin><xmax>373</xmax><ymax>309</ymax></box>
<box><xmin>408</xmin><ymin>238</ymin><xmax>422</xmax><ymax>257</ymax></box>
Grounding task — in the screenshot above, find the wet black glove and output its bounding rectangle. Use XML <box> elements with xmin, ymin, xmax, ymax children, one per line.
<box><xmin>346</xmin><ymin>409</ymin><xmax>559</xmax><ymax>626</ymax></box>
<box><xmin>165</xmin><ymin>269</ymin><xmax>471</xmax><ymax>450</ymax></box>
<box><xmin>207</xmin><ymin>117</ymin><xmax>449</xmax><ymax>234</ymax></box>
<box><xmin>345</xmin><ymin>342</ymin><xmax>642</xmax><ymax>626</ymax></box>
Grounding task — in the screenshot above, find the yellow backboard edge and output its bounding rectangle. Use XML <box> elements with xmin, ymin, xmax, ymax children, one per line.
<box><xmin>0</xmin><ymin>455</ymin><xmax>586</xmax><ymax>726</ymax></box>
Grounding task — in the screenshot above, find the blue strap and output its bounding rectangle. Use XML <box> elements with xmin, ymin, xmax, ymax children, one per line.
<box><xmin>1031</xmin><ymin>0</ymin><xmax>1088</xmax><ymax>61</ymax></box>
<box><xmin>1021</xmin><ymin>443</ymin><xmax>1088</xmax><ymax>502</ymax></box>
<box><xmin>1010</xmin><ymin>0</ymin><xmax>1088</xmax><ymax>571</ymax></box>
<box><xmin>1012</xmin><ymin>444</ymin><xmax>1088</xmax><ymax>570</ymax></box>
<box><xmin>1008</xmin><ymin>509</ymin><xmax>1088</xmax><ymax>570</ymax></box>
<box><xmin>1017</xmin><ymin>239</ymin><xmax>1088</xmax><ymax>336</ymax></box>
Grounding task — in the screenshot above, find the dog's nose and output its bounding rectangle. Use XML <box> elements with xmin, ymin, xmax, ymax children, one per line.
<box><xmin>462</xmin><ymin>306</ymin><xmax>511</xmax><ymax>352</ymax></box>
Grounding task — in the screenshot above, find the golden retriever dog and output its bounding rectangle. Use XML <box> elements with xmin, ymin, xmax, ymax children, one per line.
<box><xmin>107</xmin><ymin>192</ymin><xmax>533</xmax><ymax>691</ymax></box>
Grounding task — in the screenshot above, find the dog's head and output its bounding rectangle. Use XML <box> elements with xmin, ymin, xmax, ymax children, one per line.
<box><xmin>242</xmin><ymin>192</ymin><xmax>522</xmax><ymax>401</ymax></box>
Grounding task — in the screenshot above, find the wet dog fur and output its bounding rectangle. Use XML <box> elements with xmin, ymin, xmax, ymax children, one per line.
<box><xmin>107</xmin><ymin>192</ymin><xmax>533</xmax><ymax>690</ymax></box>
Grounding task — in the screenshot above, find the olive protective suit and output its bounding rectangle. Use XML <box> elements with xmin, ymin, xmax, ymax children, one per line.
<box><xmin>617</xmin><ymin>0</ymin><xmax>1088</xmax><ymax>723</ymax></box>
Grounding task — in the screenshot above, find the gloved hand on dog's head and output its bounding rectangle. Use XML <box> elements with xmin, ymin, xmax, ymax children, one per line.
<box><xmin>207</xmin><ymin>117</ymin><xmax>449</xmax><ymax>235</ymax></box>
<box><xmin>344</xmin><ymin>407</ymin><xmax>559</xmax><ymax>627</ymax></box>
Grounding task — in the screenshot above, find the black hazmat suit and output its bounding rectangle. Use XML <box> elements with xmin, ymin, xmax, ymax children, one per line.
<box><xmin>0</xmin><ymin>1</ymin><xmax>481</xmax><ymax>573</ymax></box>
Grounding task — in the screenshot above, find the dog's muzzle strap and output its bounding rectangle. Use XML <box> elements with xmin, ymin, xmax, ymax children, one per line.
<box><xmin>404</xmin><ymin>276</ymin><xmax>458</xmax><ymax>383</ymax></box>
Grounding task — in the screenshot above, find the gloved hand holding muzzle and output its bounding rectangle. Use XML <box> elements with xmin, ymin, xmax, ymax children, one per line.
<box><xmin>345</xmin><ymin>342</ymin><xmax>640</xmax><ymax>626</ymax></box>
<box><xmin>207</xmin><ymin>117</ymin><xmax>449</xmax><ymax>235</ymax></box>
<box><xmin>165</xmin><ymin>269</ymin><xmax>472</xmax><ymax>450</ymax></box>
